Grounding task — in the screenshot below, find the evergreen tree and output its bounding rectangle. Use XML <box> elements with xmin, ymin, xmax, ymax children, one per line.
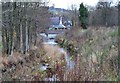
<box><xmin>79</xmin><ymin>3</ymin><xmax>88</xmax><ymax>29</ymax></box>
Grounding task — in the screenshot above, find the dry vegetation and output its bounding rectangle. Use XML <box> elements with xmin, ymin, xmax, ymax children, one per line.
<box><xmin>0</xmin><ymin>26</ymin><xmax>118</xmax><ymax>81</ymax></box>
<box><xmin>42</xmin><ymin>44</ymin><xmax>67</xmax><ymax>80</ymax></box>
<box><xmin>56</xmin><ymin>26</ymin><xmax>118</xmax><ymax>81</ymax></box>
<box><xmin>0</xmin><ymin>41</ymin><xmax>67</xmax><ymax>81</ymax></box>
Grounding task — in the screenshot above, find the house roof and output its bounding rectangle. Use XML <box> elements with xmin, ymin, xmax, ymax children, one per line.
<box><xmin>55</xmin><ymin>24</ymin><xmax>66</xmax><ymax>28</ymax></box>
<box><xmin>50</xmin><ymin>17</ymin><xmax>60</xmax><ymax>25</ymax></box>
<box><xmin>50</xmin><ymin>16</ymin><xmax>66</xmax><ymax>28</ymax></box>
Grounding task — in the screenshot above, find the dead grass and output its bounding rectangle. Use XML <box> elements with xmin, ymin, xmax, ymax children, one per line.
<box><xmin>1</xmin><ymin>43</ymin><xmax>67</xmax><ymax>81</ymax></box>
<box><xmin>58</xmin><ymin>26</ymin><xmax>118</xmax><ymax>81</ymax></box>
<box><xmin>42</xmin><ymin>44</ymin><xmax>67</xmax><ymax>80</ymax></box>
<box><xmin>1</xmin><ymin>26</ymin><xmax>118</xmax><ymax>81</ymax></box>
<box><xmin>1</xmin><ymin>44</ymin><xmax>44</xmax><ymax>81</ymax></box>
<box><xmin>43</xmin><ymin>44</ymin><xmax>66</xmax><ymax>62</ymax></box>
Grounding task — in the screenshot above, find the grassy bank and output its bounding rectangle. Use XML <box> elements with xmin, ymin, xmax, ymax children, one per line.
<box><xmin>1</xmin><ymin>27</ymin><xmax>118</xmax><ymax>81</ymax></box>
<box><xmin>1</xmin><ymin>44</ymin><xmax>67</xmax><ymax>81</ymax></box>
<box><xmin>55</xmin><ymin>26</ymin><xmax>118</xmax><ymax>81</ymax></box>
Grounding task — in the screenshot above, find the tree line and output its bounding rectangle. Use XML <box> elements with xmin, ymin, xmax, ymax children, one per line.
<box><xmin>73</xmin><ymin>0</ymin><xmax>119</xmax><ymax>29</ymax></box>
<box><xmin>2</xmin><ymin>2</ymin><xmax>50</xmax><ymax>56</ymax></box>
<box><xmin>88</xmin><ymin>1</ymin><xmax>118</xmax><ymax>27</ymax></box>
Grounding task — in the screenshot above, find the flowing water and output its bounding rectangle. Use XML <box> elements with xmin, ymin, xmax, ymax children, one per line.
<box><xmin>39</xmin><ymin>33</ymin><xmax>75</xmax><ymax>81</ymax></box>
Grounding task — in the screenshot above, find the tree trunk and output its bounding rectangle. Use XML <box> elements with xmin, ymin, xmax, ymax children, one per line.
<box><xmin>20</xmin><ymin>23</ymin><xmax>23</xmax><ymax>54</ymax></box>
<box><xmin>25</xmin><ymin>18</ymin><xmax>28</xmax><ymax>53</ymax></box>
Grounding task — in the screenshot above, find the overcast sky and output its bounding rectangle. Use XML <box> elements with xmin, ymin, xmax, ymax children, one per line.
<box><xmin>48</xmin><ymin>0</ymin><xmax>118</xmax><ymax>9</ymax></box>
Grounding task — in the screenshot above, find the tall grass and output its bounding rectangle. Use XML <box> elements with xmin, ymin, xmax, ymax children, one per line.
<box><xmin>1</xmin><ymin>27</ymin><xmax>118</xmax><ymax>81</ymax></box>
<box><xmin>57</xmin><ymin>27</ymin><xmax>118</xmax><ymax>81</ymax></box>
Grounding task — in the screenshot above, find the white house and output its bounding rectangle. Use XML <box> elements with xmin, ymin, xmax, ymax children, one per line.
<box><xmin>49</xmin><ymin>17</ymin><xmax>67</xmax><ymax>30</ymax></box>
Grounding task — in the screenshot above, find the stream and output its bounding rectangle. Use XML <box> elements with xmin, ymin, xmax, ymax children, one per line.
<box><xmin>39</xmin><ymin>33</ymin><xmax>75</xmax><ymax>81</ymax></box>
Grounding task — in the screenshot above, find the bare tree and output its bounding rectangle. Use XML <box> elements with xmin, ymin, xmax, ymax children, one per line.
<box><xmin>71</xmin><ymin>4</ymin><xmax>79</xmax><ymax>27</ymax></box>
<box><xmin>88</xmin><ymin>0</ymin><xmax>118</xmax><ymax>27</ymax></box>
<box><xmin>2</xmin><ymin>1</ymin><xmax>50</xmax><ymax>56</ymax></box>
<box><xmin>96</xmin><ymin>0</ymin><xmax>112</xmax><ymax>27</ymax></box>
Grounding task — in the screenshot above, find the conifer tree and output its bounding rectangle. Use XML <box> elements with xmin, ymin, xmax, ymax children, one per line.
<box><xmin>79</xmin><ymin>3</ymin><xmax>88</xmax><ymax>29</ymax></box>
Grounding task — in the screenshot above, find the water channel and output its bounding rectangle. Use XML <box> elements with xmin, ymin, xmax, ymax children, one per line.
<box><xmin>39</xmin><ymin>33</ymin><xmax>75</xmax><ymax>81</ymax></box>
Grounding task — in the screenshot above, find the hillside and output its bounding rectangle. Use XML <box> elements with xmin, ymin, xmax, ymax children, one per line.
<box><xmin>56</xmin><ymin>26</ymin><xmax>118</xmax><ymax>81</ymax></box>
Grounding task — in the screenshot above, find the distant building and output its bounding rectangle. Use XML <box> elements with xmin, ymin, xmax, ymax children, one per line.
<box><xmin>63</xmin><ymin>20</ymin><xmax>72</xmax><ymax>28</ymax></box>
<box><xmin>49</xmin><ymin>16</ymin><xmax>67</xmax><ymax>30</ymax></box>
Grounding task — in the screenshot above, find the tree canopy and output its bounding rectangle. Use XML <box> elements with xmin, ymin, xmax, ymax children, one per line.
<box><xmin>79</xmin><ymin>3</ymin><xmax>88</xmax><ymax>29</ymax></box>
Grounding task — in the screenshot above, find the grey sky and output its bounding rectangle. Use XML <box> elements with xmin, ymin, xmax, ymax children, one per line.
<box><xmin>49</xmin><ymin>0</ymin><xmax>118</xmax><ymax>9</ymax></box>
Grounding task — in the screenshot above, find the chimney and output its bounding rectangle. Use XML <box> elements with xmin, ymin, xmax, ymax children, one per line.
<box><xmin>59</xmin><ymin>17</ymin><xmax>62</xmax><ymax>25</ymax></box>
